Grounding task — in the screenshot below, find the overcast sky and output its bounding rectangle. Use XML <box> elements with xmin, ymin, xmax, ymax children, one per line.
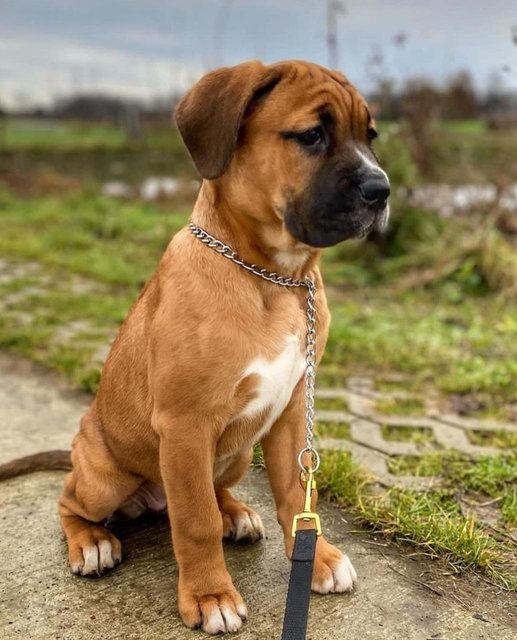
<box><xmin>1</xmin><ymin>0</ymin><xmax>516</xmax><ymax>109</ymax></box>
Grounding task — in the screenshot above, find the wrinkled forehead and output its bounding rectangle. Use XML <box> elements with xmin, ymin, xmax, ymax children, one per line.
<box><xmin>258</xmin><ymin>61</ymin><xmax>371</xmax><ymax>138</ymax></box>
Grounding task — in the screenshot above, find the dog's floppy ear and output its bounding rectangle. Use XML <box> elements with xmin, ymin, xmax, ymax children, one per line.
<box><xmin>174</xmin><ymin>61</ymin><xmax>281</xmax><ymax>179</ymax></box>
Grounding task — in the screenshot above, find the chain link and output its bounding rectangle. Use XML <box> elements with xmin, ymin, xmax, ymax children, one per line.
<box><xmin>189</xmin><ymin>222</ymin><xmax>320</xmax><ymax>472</ymax></box>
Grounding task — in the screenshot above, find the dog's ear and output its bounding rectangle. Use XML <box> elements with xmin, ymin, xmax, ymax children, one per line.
<box><xmin>174</xmin><ymin>61</ymin><xmax>282</xmax><ymax>179</ymax></box>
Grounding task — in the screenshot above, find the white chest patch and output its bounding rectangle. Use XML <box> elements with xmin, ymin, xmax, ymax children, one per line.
<box><xmin>238</xmin><ymin>334</ymin><xmax>305</xmax><ymax>441</ymax></box>
<box><xmin>275</xmin><ymin>249</ymin><xmax>311</xmax><ymax>272</ymax></box>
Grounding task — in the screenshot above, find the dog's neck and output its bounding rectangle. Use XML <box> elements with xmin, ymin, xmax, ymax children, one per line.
<box><xmin>193</xmin><ymin>182</ymin><xmax>320</xmax><ymax>279</ymax></box>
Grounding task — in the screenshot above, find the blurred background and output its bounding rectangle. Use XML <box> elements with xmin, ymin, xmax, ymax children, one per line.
<box><xmin>0</xmin><ymin>0</ymin><xmax>516</xmax><ymax>417</ymax></box>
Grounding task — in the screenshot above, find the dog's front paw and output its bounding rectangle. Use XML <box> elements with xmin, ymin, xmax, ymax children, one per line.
<box><xmin>311</xmin><ymin>537</ymin><xmax>357</xmax><ymax>594</ymax></box>
<box><xmin>179</xmin><ymin>579</ymin><xmax>248</xmax><ymax>635</ymax></box>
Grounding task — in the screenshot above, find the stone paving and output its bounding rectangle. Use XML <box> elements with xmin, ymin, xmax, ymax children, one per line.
<box><xmin>315</xmin><ymin>381</ymin><xmax>517</xmax><ymax>490</ymax></box>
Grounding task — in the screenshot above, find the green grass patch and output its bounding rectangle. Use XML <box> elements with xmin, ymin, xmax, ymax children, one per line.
<box><xmin>323</xmin><ymin>289</ymin><xmax>517</xmax><ymax>402</ymax></box>
<box><xmin>1</xmin><ymin>119</ymin><xmax>128</xmax><ymax>150</ymax></box>
<box><xmin>381</xmin><ymin>424</ymin><xmax>436</xmax><ymax>446</ymax></box>
<box><xmin>0</xmin><ymin>118</ymin><xmax>190</xmax><ymax>154</ymax></box>
<box><xmin>316</xmin><ymin>421</ymin><xmax>351</xmax><ymax>439</ymax></box>
<box><xmin>319</xmin><ymin>450</ymin><xmax>517</xmax><ymax>590</ymax></box>
<box><xmin>467</xmin><ymin>429</ymin><xmax>517</xmax><ymax>450</ymax></box>
<box><xmin>0</xmin><ymin>186</ymin><xmax>189</xmax><ymax>286</ymax></box>
<box><xmin>315</xmin><ymin>395</ymin><xmax>349</xmax><ymax>412</ymax></box>
<box><xmin>388</xmin><ymin>450</ymin><xmax>517</xmax><ymax>530</ymax></box>
<box><xmin>387</xmin><ymin>454</ymin><xmax>443</xmax><ymax>476</ymax></box>
<box><xmin>375</xmin><ymin>396</ymin><xmax>425</xmax><ymax>416</ymax></box>
<box><xmin>501</xmin><ymin>488</ymin><xmax>517</xmax><ymax>528</ymax></box>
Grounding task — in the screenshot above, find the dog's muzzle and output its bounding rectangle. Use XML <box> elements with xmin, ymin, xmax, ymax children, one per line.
<box><xmin>284</xmin><ymin>153</ymin><xmax>391</xmax><ymax>248</ymax></box>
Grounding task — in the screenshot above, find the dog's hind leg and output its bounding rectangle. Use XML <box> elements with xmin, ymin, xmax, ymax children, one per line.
<box><xmin>58</xmin><ymin>406</ymin><xmax>142</xmax><ymax>576</ymax></box>
<box><xmin>215</xmin><ymin>449</ymin><xmax>265</xmax><ymax>543</ymax></box>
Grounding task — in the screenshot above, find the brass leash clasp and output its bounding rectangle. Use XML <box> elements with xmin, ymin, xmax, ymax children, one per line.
<box><xmin>291</xmin><ymin>469</ymin><xmax>322</xmax><ymax>537</ymax></box>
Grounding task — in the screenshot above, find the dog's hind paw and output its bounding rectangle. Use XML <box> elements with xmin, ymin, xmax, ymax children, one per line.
<box><xmin>218</xmin><ymin>489</ymin><xmax>264</xmax><ymax>543</ymax></box>
<box><xmin>68</xmin><ymin>526</ymin><xmax>122</xmax><ymax>576</ymax></box>
<box><xmin>223</xmin><ymin>508</ymin><xmax>264</xmax><ymax>543</ymax></box>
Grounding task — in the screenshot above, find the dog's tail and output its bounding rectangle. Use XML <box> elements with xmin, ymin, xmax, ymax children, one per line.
<box><xmin>0</xmin><ymin>450</ymin><xmax>72</xmax><ymax>480</ymax></box>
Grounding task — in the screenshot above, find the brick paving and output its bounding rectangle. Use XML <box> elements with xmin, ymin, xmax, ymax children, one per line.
<box><xmin>316</xmin><ymin>382</ymin><xmax>516</xmax><ymax>489</ymax></box>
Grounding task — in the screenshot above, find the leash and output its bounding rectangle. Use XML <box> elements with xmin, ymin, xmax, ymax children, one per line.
<box><xmin>189</xmin><ymin>222</ymin><xmax>322</xmax><ymax>640</ymax></box>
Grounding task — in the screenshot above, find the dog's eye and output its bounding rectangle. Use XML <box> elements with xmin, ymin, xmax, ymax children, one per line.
<box><xmin>367</xmin><ymin>127</ymin><xmax>378</xmax><ymax>142</ymax></box>
<box><xmin>295</xmin><ymin>127</ymin><xmax>324</xmax><ymax>148</ymax></box>
<box><xmin>281</xmin><ymin>125</ymin><xmax>327</xmax><ymax>152</ymax></box>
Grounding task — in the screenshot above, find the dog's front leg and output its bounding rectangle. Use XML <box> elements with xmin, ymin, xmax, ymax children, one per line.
<box><xmin>262</xmin><ymin>384</ymin><xmax>357</xmax><ymax>594</ymax></box>
<box><xmin>157</xmin><ymin>416</ymin><xmax>247</xmax><ymax>635</ymax></box>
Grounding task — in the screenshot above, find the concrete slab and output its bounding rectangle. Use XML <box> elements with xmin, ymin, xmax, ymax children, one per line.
<box><xmin>0</xmin><ymin>353</ymin><xmax>516</xmax><ymax>640</ymax></box>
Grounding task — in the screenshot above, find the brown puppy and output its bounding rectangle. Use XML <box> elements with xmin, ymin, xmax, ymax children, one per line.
<box><xmin>57</xmin><ymin>60</ymin><xmax>390</xmax><ymax>635</ymax></box>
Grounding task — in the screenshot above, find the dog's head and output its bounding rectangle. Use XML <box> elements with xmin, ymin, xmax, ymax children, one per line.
<box><xmin>175</xmin><ymin>60</ymin><xmax>389</xmax><ymax>248</ymax></box>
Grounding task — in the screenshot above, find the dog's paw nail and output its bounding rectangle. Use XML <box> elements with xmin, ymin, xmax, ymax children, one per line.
<box><xmin>333</xmin><ymin>554</ymin><xmax>357</xmax><ymax>592</ymax></box>
<box><xmin>236</xmin><ymin>601</ymin><xmax>248</xmax><ymax>620</ymax></box>
<box><xmin>70</xmin><ymin>536</ymin><xmax>121</xmax><ymax>577</ymax></box>
<box><xmin>312</xmin><ymin>553</ymin><xmax>357</xmax><ymax>594</ymax></box>
<box><xmin>203</xmin><ymin>608</ymin><xmax>226</xmax><ymax>635</ymax></box>
<box><xmin>202</xmin><ymin>604</ymin><xmax>244</xmax><ymax>634</ymax></box>
<box><xmin>221</xmin><ymin>606</ymin><xmax>243</xmax><ymax>633</ymax></box>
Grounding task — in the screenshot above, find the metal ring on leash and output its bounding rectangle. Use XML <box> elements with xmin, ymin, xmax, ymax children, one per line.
<box><xmin>297</xmin><ymin>447</ymin><xmax>320</xmax><ymax>473</ymax></box>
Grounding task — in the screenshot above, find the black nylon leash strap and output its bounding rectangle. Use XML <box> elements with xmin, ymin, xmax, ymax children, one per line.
<box><xmin>281</xmin><ymin>528</ymin><xmax>317</xmax><ymax>640</ymax></box>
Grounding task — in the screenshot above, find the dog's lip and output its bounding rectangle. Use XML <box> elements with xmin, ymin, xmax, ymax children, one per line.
<box><xmin>318</xmin><ymin>207</ymin><xmax>387</xmax><ymax>241</ymax></box>
<box><xmin>286</xmin><ymin>204</ymin><xmax>388</xmax><ymax>247</ymax></box>
<box><xmin>321</xmin><ymin>210</ymin><xmax>378</xmax><ymax>232</ymax></box>
<box><xmin>357</xmin><ymin>218</ymin><xmax>377</xmax><ymax>238</ymax></box>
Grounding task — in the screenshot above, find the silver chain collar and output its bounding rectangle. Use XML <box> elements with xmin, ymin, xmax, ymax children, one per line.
<box><xmin>188</xmin><ymin>221</ymin><xmax>320</xmax><ymax>473</ymax></box>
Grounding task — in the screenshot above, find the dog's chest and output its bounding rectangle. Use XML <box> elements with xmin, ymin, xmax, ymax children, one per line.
<box><xmin>238</xmin><ymin>334</ymin><xmax>305</xmax><ymax>440</ymax></box>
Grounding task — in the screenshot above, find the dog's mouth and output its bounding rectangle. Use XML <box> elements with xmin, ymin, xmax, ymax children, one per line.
<box><xmin>285</xmin><ymin>202</ymin><xmax>389</xmax><ymax>248</ymax></box>
<box><xmin>284</xmin><ymin>163</ymin><xmax>391</xmax><ymax>248</ymax></box>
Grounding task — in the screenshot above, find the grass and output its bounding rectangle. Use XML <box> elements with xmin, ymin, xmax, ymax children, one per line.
<box><xmin>319</xmin><ymin>450</ymin><xmax>517</xmax><ymax>590</ymax></box>
<box><xmin>321</xmin><ymin>289</ymin><xmax>517</xmax><ymax>404</ymax></box>
<box><xmin>315</xmin><ymin>395</ymin><xmax>349</xmax><ymax>412</ymax></box>
<box><xmin>0</xmin><ymin>119</ymin><xmax>129</xmax><ymax>150</ymax></box>
<box><xmin>315</xmin><ymin>421</ymin><xmax>351</xmax><ymax>439</ymax></box>
<box><xmin>375</xmin><ymin>397</ymin><xmax>425</xmax><ymax>416</ymax></box>
<box><xmin>0</xmin><ymin>186</ymin><xmax>189</xmax><ymax>286</ymax></box>
<box><xmin>381</xmin><ymin>424</ymin><xmax>436</xmax><ymax>446</ymax></box>
<box><xmin>467</xmin><ymin>430</ymin><xmax>517</xmax><ymax>449</ymax></box>
<box><xmin>387</xmin><ymin>454</ymin><xmax>443</xmax><ymax>476</ymax></box>
<box><xmin>387</xmin><ymin>451</ymin><xmax>517</xmax><ymax>527</ymax></box>
<box><xmin>0</xmin><ymin>118</ymin><xmax>189</xmax><ymax>153</ymax></box>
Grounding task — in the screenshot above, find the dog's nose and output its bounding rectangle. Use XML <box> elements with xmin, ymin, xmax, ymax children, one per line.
<box><xmin>359</xmin><ymin>176</ymin><xmax>390</xmax><ymax>207</ymax></box>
